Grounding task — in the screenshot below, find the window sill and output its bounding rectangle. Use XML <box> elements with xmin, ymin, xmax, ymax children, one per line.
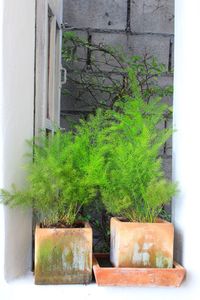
<box><xmin>1</xmin><ymin>272</ymin><xmax>187</xmax><ymax>300</ymax></box>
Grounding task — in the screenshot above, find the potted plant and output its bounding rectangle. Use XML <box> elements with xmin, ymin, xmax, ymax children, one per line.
<box><xmin>88</xmin><ymin>69</ymin><xmax>178</xmax><ymax>269</ymax></box>
<box><xmin>0</xmin><ymin>130</ymin><xmax>95</xmax><ymax>284</ymax></box>
<box><xmin>62</xmin><ymin>33</ymin><xmax>175</xmax><ymax>257</ymax></box>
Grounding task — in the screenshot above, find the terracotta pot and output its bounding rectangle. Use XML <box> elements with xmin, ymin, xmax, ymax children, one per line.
<box><xmin>93</xmin><ymin>253</ymin><xmax>185</xmax><ymax>287</ymax></box>
<box><xmin>35</xmin><ymin>222</ymin><xmax>92</xmax><ymax>284</ymax></box>
<box><xmin>110</xmin><ymin>217</ymin><xmax>174</xmax><ymax>268</ymax></box>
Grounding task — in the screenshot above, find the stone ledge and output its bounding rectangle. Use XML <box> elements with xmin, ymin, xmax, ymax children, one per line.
<box><xmin>1</xmin><ymin>272</ymin><xmax>185</xmax><ymax>300</ymax></box>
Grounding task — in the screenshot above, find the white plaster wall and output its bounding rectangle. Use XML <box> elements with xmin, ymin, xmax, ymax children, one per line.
<box><xmin>172</xmin><ymin>0</ymin><xmax>200</xmax><ymax>297</ymax></box>
<box><xmin>0</xmin><ymin>0</ymin><xmax>35</xmax><ymax>282</ymax></box>
<box><xmin>0</xmin><ymin>0</ymin><xmax>6</xmax><ymax>285</ymax></box>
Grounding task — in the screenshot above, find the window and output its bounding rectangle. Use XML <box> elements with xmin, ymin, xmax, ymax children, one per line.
<box><xmin>35</xmin><ymin>1</ymin><xmax>62</xmax><ymax>135</ymax></box>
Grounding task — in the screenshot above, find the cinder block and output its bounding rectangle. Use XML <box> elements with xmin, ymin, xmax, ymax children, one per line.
<box><xmin>131</xmin><ymin>0</ymin><xmax>174</xmax><ymax>34</ymax></box>
<box><xmin>62</xmin><ymin>30</ymin><xmax>88</xmax><ymax>70</ymax></box>
<box><xmin>158</xmin><ymin>75</ymin><xmax>173</xmax><ymax>87</ymax></box>
<box><xmin>61</xmin><ymin>73</ymin><xmax>95</xmax><ymax>111</ymax></box>
<box><xmin>165</xmin><ymin>118</ymin><xmax>173</xmax><ymax>156</ymax></box>
<box><xmin>91</xmin><ymin>32</ymin><xmax>129</xmax><ymax>72</ymax></box>
<box><xmin>170</xmin><ymin>37</ymin><xmax>174</xmax><ymax>70</ymax></box>
<box><xmin>92</xmin><ymin>32</ymin><xmax>129</xmax><ymax>52</ymax></box>
<box><xmin>162</xmin><ymin>157</ymin><xmax>172</xmax><ymax>180</ymax></box>
<box><xmin>158</xmin><ymin>75</ymin><xmax>173</xmax><ymax>106</ymax></box>
<box><xmin>128</xmin><ymin>35</ymin><xmax>170</xmax><ymax>67</ymax></box>
<box><xmin>142</xmin><ymin>75</ymin><xmax>173</xmax><ymax>106</ymax></box>
<box><xmin>63</xmin><ymin>0</ymin><xmax>127</xmax><ymax>30</ymax></box>
<box><xmin>62</xmin><ymin>31</ymin><xmax>102</xmax><ymax>112</ymax></box>
<box><xmin>60</xmin><ymin>114</ymin><xmax>86</xmax><ymax>131</ymax></box>
<box><xmin>61</xmin><ymin>71</ymin><xmax>124</xmax><ymax>112</ymax></box>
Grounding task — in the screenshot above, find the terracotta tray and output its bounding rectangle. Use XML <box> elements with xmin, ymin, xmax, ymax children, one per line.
<box><xmin>93</xmin><ymin>253</ymin><xmax>186</xmax><ymax>287</ymax></box>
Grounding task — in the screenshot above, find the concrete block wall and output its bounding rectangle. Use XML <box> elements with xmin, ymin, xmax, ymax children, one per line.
<box><xmin>62</xmin><ymin>0</ymin><xmax>174</xmax><ymax>178</ymax></box>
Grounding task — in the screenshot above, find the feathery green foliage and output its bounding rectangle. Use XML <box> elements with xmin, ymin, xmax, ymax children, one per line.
<box><xmin>77</xmin><ymin>69</ymin><xmax>177</xmax><ymax>223</ymax></box>
<box><xmin>1</xmin><ymin>65</ymin><xmax>176</xmax><ymax>226</ymax></box>
<box><xmin>0</xmin><ymin>130</ymin><xmax>95</xmax><ymax>226</ymax></box>
<box><xmin>61</xmin><ymin>31</ymin><xmax>176</xmax><ymax>228</ymax></box>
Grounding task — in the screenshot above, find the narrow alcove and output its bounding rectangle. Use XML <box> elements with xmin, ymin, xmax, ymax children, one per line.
<box><xmin>1</xmin><ymin>1</ymin><xmax>200</xmax><ymax>299</ymax></box>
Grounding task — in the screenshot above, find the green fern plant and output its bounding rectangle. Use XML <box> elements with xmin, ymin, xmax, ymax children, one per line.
<box><xmin>0</xmin><ymin>130</ymin><xmax>95</xmax><ymax>226</ymax></box>
<box><xmin>81</xmin><ymin>69</ymin><xmax>177</xmax><ymax>223</ymax></box>
<box><xmin>1</xmin><ymin>68</ymin><xmax>177</xmax><ymax>226</ymax></box>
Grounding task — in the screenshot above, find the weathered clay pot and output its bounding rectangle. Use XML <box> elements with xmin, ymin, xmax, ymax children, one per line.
<box><xmin>110</xmin><ymin>217</ymin><xmax>174</xmax><ymax>268</ymax></box>
<box><xmin>35</xmin><ymin>222</ymin><xmax>92</xmax><ymax>284</ymax></box>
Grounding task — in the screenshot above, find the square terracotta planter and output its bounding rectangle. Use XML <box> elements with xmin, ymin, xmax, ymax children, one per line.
<box><xmin>93</xmin><ymin>253</ymin><xmax>186</xmax><ymax>287</ymax></box>
<box><xmin>110</xmin><ymin>217</ymin><xmax>174</xmax><ymax>268</ymax></box>
<box><xmin>35</xmin><ymin>222</ymin><xmax>92</xmax><ymax>284</ymax></box>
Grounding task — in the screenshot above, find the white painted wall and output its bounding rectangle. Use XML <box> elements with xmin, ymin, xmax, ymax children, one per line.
<box><xmin>0</xmin><ymin>0</ymin><xmax>35</xmax><ymax>282</ymax></box>
<box><xmin>172</xmin><ymin>0</ymin><xmax>200</xmax><ymax>297</ymax></box>
<box><xmin>0</xmin><ymin>0</ymin><xmax>6</xmax><ymax>285</ymax></box>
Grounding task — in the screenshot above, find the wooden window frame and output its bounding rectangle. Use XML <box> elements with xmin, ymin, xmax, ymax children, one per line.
<box><xmin>34</xmin><ymin>0</ymin><xmax>62</xmax><ymax>136</ymax></box>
